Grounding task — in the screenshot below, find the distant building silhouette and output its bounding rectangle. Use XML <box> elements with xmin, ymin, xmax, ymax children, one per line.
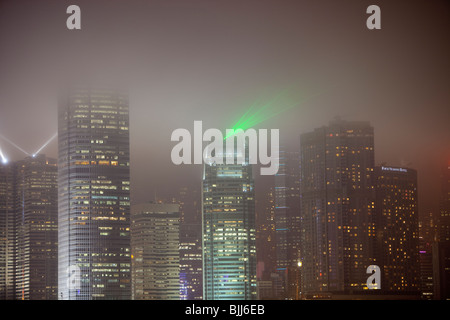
<box><xmin>274</xmin><ymin>149</ymin><xmax>301</xmax><ymax>299</ymax></box>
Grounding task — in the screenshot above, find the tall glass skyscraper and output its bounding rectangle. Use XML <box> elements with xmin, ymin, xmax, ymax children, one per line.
<box><xmin>0</xmin><ymin>162</ymin><xmax>16</xmax><ymax>300</ymax></box>
<box><xmin>202</xmin><ymin>146</ymin><xmax>257</xmax><ymax>300</ymax></box>
<box><xmin>58</xmin><ymin>87</ymin><xmax>131</xmax><ymax>300</ymax></box>
<box><xmin>274</xmin><ymin>149</ymin><xmax>301</xmax><ymax>299</ymax></box>
<box><xmin>299</xmin><ymin>119</ymin><xmax>376</xmax><ymax>296</ymax></box>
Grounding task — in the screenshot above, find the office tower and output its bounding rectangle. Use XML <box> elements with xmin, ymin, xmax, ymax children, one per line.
<box><xmin>433</xmin><ymin>242</ymin><xmax>450</xmax><ymax>300</ymax></box>
<box><xmin>131</xmin><ymin>202</ymin><xmax>180</xmax><ymax>300</ymax></box>
<box><xmin>256</xmin><ymin>187</ymin><xmax>276</xmax><ymax>282</ymax></box>
<box><xmin>1</xmin><ymin>155</ymin><xmax>58</xmax><ymax>300</ymax></box>
<box><xmin>179</xmin><ymin>222</ymin><xmax>203</xmax><ymax>300</ymax></box>
<box><xmin>58</xmin><ymin>87</ymin><xmax>131</xmax><ymax>300</ymax></box>
<box><xmin>434</xmin><ymin>162</ymin><xmax>450</xmax><ymax>299</ymax></box>
<box><xmin>202</xmin><ymin>146</ymin><xmax>257</xmax><ymax>300</ymax></box>
<box><xmin>299</xmin><ymin>119</ymin><xmax>376</xmax><ymax>296</ymax></box>
<box><xmin>419</xmin><ymin>211</ymin><xmax>437</xmax><ymax>299</ymax></box>
<box><xmin>375</xmin><ymin>165</ymin><xmax>420</xmax><ymax>294</ymax></box>
<box><xmin>0</xmin><ymin>162</ymin><xmax>15</xmax><ymax>300</ymax></box>
<box><xmin>438</xmin><ymin>162</ymin><xmax>450</xmax><ymax>243</ymax></box>
<box><xmin>274</xmin><ymin>150</ymin><xmax>301</xmax><ymax>299</ymax></box>
<box><xmin>419</xmin><ymin>240</ymin><xmax>434</xmax><ymax>299</ymax></box>
<box><xmin>14</xmin><ymin>155</ymin><xmax>58</xmax><ymax>300</ymax></box>
<box><xmin>178</xmin><ymin>186</ymin><xmax>201</xmax><ymax>224</ymax></box>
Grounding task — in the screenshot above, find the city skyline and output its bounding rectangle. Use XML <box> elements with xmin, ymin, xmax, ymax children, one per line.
<box><xmin>0</xmin><ymin>112</ymin><xmax>447</xmax><ymax>300</ymax></box>
<box><xmin>0</xmin><ymin>0</ymin><xmax>449</xmax><ymax>302</ymax></box>
<box><xmin>0</xmin><ymin>1</ymin><xmax>448</xmax><ymax>218</ymax></box>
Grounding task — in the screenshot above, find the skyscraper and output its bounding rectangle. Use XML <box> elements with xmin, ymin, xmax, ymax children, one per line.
<box><xmin>0</xmin><ymin>162</ymin><xmax>15</xmax><ymax>300</ymax></box>
<box><xmin>438</xmin><ymin>162</ymin><xmax>450</xmax><ymax>243</ymax></box>
<box><xmin>374</xmin><ymin>165</ymin><xmax>420</xmax><ymax>294</ymax></box>
<box><xmin>202</xmin><ymin>146</ymin><xmax>257</xmax><ymax>300</ymax></box>
<box><xmin>14</xmin><ymin>155</ymin><xmax>58</xmax><ymax>300</ymax></box>
<box><xmin>179</xmin><ymin>222</ymin><xmax>203</xmax><ymax>300</ymax></box>
<box><xmin>1</xmin><ymin>155</ymin><xmax>58</xmax><ymax>300</ymax></box>
<box><xmin>131</xmin><ymin>202</ymin><xmax>180</xmax><ymax>300</ymax></box>
<box><xmin>299</xmin><ymin>119</ymin><xmax>376</xmax><ymax>296</ymax></box>
<box><xmin>274</xmin><ymin>149</ymin><xmax>301</xmax><ymax>299</ymax></box>
<box><xmin>434</xmin><ymin>162</ymin><xmax>450</xmax><ymax>299</ymax></box>
<box><xmin>58</xmin><ymin>87</ymin><xmax>131</xmax><ymax>300</ymax></box>
<box><xmin>419</xmin><ymin>212</ymin><xmax>436</xmax><ymax>299</ymax></box>
<box><xmin>255</xmin><ymin>187</ymin><xmax>276</xmax><ymax>283</ymax></box>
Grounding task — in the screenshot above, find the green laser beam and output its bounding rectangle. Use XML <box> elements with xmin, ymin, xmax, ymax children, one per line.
<box><xmin>224</xmin><ymin>87</ymin><xmax>328</xmax><ymax>140</ymax></box>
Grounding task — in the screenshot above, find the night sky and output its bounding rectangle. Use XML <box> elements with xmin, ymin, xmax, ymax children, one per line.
<box><xmin>0</xmin><ymin>0</ymin><xmax>449</xmax><ymax>217</ymax></box>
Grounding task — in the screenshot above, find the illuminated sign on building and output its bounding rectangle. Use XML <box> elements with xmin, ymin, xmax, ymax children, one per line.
<box><xmin>381</xmin><ymin>166</ymin><xmax>407</xmax><ymax>173</ymax></box>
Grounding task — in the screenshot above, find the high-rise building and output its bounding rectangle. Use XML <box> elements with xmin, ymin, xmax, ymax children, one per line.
<box><xmin>274</xmin><ymin>150</ymin><xmax>301</xmax><ymax>299</ymax></box>
<box><xmin>374</xmin><ymin>165</ymin><xmax>420</xmax><ymax>294</ymax></box>
<box><xmin>432</xmin><ymin>241</ymin><xmax>450</xmax><ymax>300</ymax></box>
<box><xmin>299</xmin><ymin>119</ymin><xmax>376</xmax><ymax>296</ymax></box>
<box><xmin>1</xmin><ymin>155</ymin><xmax>58</xmax><ymax>300</ymax></box>
<box><xmin>438</xmin><ymin>162</ymin><xmax>450</xmax><ymax>243</ymax></box>
<box><xmin>419</xmin><ymin>211</ymin><xmax>437</xmax><ymax>299</ymax></box>
<box><xmin>131</xmin><ymin>202</ymin><xmax>180</xmax><ymax>300</ymax></box>
<box><xmin>434</xmin><ymin>162</ymin><xmax>450</xmax><ymax>299</ymax></box>
<box><xmin>58</xmin><ymin>87</ymin><xmax>131</xmax><ymax>300</ymax></box>
<box><xmin>202</xmin><ymin>146</ymin><xmax>257</xmax><ymax>300</ymax></box>
<box><xmin>14</xmin><ymin>155</ymin><xmax>58</xmax><ymax>300</ymax></box>
<box><xmin>256</xmin><ymin>187</ymin><xmax>276</xmax><ymax>282</ymax></box>
<box><xmin>179</xmin><ymin>222</ymin><xmax>203</xmax><ymax>300</ymax></box>
<box><xmin>0</xmin><ymin>162</ymin><xmax>15</xmax><ymax>300</ymax></box>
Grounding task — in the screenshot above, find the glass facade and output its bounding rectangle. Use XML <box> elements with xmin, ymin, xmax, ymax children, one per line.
<box><xmin>131</xmin><ymin>203</ymin><xmax>180</xmax><ymax>300</ymax></box>
<box><xmin>0</xmin><ymin>163</ymin><xmax>15</xmax><ymax>300</ymax></box>
<box><xmin>274</xmin><ymin>150</ymin><xmax>301</xmax><ymax>299</ymax></box>
<box><xmin>58</xmin><ymin>87</ymin><xmax>131</xmax><ymax>300</ymax></box>
<box><xmin>0</xmin><ymin>155</ymin><xmax>58</xmax><ymax>300</ymax></box>
<box><xmin>15</xmin><ymin>155</ymin><xmax>58</xmax><ymax>300</ymax></box>
<box><xmin>202</xmin><ymin>147</ymin><xmax>257</xmax><ymax>300</ymax></box>
<box><xmin>179</xmin><ymin>222</ymin><xmax>203</xmax><ymax>300</ymax></box>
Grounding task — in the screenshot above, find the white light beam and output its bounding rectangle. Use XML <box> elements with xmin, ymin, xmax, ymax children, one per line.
<box><xmin>0</xmin><ymin>148</ymin><xmax>8</xmax><ymax>164</ymax></box>
<box><xmin>32</xmin><ymin>132</ymin><xmax>58</xmax><ymax>157</ymax></box>
<box><xmin>0</xmin><ymin>134</ymin><xmax>31</xmax><ymax>156</ymax></box>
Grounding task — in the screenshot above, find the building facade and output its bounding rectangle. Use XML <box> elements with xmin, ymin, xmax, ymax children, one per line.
<box><xmin>58</xmin><ymin>87</ymin><xmax>131</xmax><ymax>300</ymax></box>
<box><xmin>202</xmin><ymin>147</ymin><xmax>257</xmax><ymax>300</ymax></box>
<box><xmin>434</xmin><ymin>162</ymin><xmax>450</xmax><ymax>299</ymax></box>
<box><xmin>375</xmin><ymin>165</ymin><xmax>420</xmax><ymax>294</ymax></box>
<box><xmin>274</xmin><ymin>150</ymin><xmax>301</xmax><ymax>299</ymax></box>
<box><xmin>131</xmin><ymin>203</ymin><xmax>180</xmax><ymax>300</ymax></box>
<box><xmin>0</xmin><ymin>162</ymin><xmax>16</xmax><ymax>299</ymax></box>
<box><xmin>179</xmin><ymin>222</ymin><xmax>203</xmax><ymax>300</ymax></box>
<box><xmin>0</xmin><ymin>155</ymin><xmax>58</xmax><ymax>300</ymax></box>
<box><xmin>299</xmin><ymin>119</ymin><xmax>376</xmax><ymax>296</ymax></box>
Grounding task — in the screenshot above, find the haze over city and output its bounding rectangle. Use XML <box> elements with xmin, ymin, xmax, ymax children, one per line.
<box><xmin>0</xmin><ymin>0</ymin><xmax>449</xmax><ymax>219</ymax></box>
